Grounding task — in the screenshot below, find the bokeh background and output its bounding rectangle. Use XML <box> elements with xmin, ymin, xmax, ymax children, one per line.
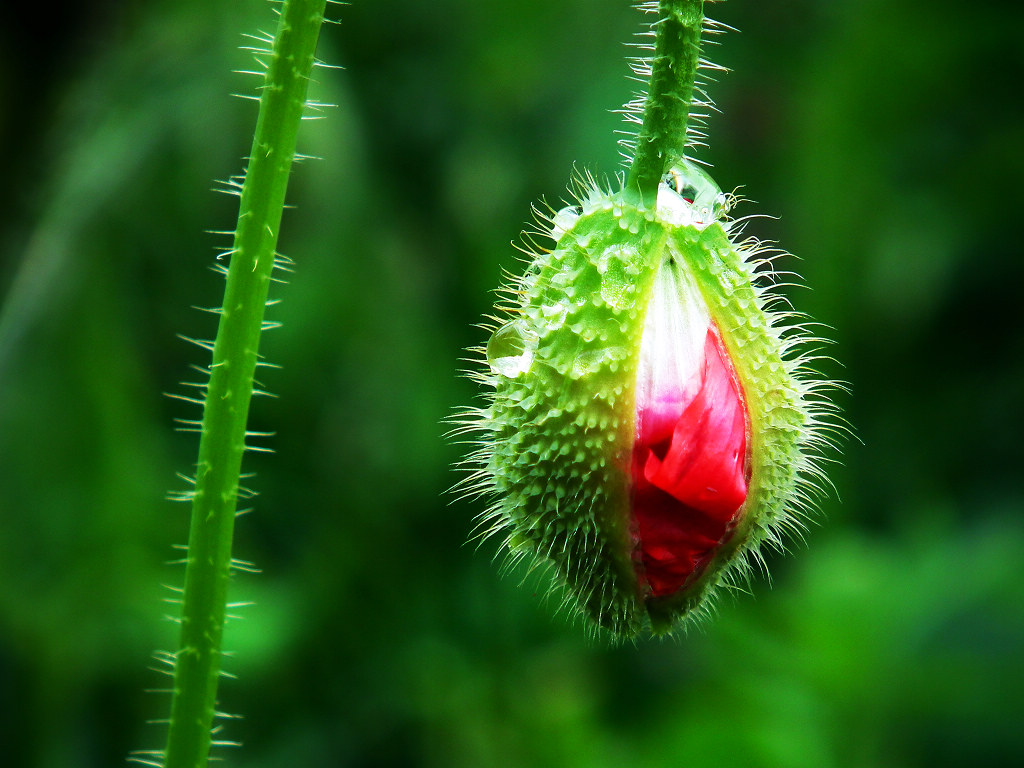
<box><xmin>1</xmin><ymin>0</ymin><xmax>1022</xmax><ymax>766</ymax></box>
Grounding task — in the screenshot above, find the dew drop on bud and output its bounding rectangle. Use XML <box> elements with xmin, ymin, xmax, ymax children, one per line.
<box><xmin>486</xmin><ymin>321</ymin><xmax>537</xmax><ymax>378</ymax></box>
<box><xmin>550</xmin><ymin>205</ymin><xmax>582</xmax><ymax>241</ymax></box>
<box><xmin>539</xmin><ymin>301</ymin><xmax>569</xmax><ymax>330</ymax></box>
<box><xmin>660</xmin><ymin>159</ymin><xmax>730</xmax><ymax>227</ymax></box>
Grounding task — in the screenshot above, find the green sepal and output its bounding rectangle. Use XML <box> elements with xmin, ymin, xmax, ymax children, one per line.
<box><xmin>464</xmin><ymin>185</ymin><xmax>836</xmax><ymax>639</ymax></box>
<box><xmin>485</xmin><ymin>196</ymin><xmax>663</xmax><ymax>636</ymax></box>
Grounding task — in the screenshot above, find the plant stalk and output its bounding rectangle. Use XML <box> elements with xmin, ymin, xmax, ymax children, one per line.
<box><xmin>162</xmin><ymin>1</ymin><xmax>327</xmax><ymax>766</ymax></box>
<box><xmin>625</xmin><ymin>0</ymin><xmax>705</xmax><ymax>205</ymax></box>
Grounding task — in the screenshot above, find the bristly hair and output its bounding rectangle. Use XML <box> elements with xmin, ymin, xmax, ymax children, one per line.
<box><xmin>616</xmin><ymin>3</ymin><xmax>736</xmax><ymax>168</ymax></box>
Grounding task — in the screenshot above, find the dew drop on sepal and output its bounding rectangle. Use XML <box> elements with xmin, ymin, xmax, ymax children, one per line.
<box><xmin>486</xmin><ymin>320</ymin><xmax>538</xmax><ymax>378</ymax></box>
<box><xmin>660</xmin><ymin>159</ymin><xmax>730</xmax><ymax>227</ymax></box>
<box><xmin>551</xmin><ymin>205</ymin><xmax>582</xmax><ymax>241</ymax></box>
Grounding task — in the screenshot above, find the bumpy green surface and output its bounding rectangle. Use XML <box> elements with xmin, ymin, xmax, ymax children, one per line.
<box><xmin>485</xmin><ymin>198</ymin><xmax>663</xmax><ymax>637</ymax></box>
<box><xmin>476</xmin><ymin>186</ymin><xmax>820</xmax><ymax>638</ymax></box>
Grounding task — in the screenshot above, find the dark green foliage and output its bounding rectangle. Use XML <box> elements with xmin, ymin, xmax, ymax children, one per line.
<box><xmin>0</xmin><ymin>0</ymin><xmax>1022</xmax><ymax>766</ymax></box>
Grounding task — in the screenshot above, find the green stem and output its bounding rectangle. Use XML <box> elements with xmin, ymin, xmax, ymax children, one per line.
<box><xmin>162</xmin><ymin>1</ymin><xmax>326</xmax><ymax>767</ymax></box>
<box><xmin>625</xmin><ymin>0</ymin><xmax>705</xmax><ymax>206</ymax></box>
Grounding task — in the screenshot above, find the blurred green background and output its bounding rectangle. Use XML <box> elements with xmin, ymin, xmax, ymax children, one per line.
<box><xmin>1</xmin><ymin>0</ymin><xmax>1022</xmax><ymax>766</ymax></box>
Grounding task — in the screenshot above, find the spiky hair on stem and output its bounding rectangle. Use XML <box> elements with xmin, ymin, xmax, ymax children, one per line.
<box><xmin>617</xmin><ymin>3</ymin><xmax>735</xmax><ymax>169</ymax></box>
<box><xmin>450</xmin><ymin>4</ymin><xmax>844</xmax><ymax>641</ymax></box>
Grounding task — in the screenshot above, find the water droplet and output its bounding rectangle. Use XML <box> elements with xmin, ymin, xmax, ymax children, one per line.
<box><xmin>539</xmin><ymin>301</ymin><xmax>569</xmax><ymax>331</ymax></box>
<box><xmin>486</xmin><ymin>321</ymin><xmax>537</xmax><ymax>378</ymax></box>
<box><xmin>659</xmin><ymin>159</ymin><xmax>730</xmax><ymax>228</ymax></box>
<box><xmin>550</xmin><ymin>205</ymin><xmax>581</xmax><ymax>241</ymax></box>
<box><xmin>570</xmin><ymin>347</ymin><xmax>627</xmax><ymax>380</ymax></box>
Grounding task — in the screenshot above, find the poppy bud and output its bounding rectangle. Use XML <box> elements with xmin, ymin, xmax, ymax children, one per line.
<box><xmin>456</xmin><ymin>160</ymin><xmax>837</xmax><ymax>638</ymax></box>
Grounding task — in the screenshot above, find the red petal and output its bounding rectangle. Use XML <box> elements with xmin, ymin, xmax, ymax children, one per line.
<box><xmin>636</xmin><ymin>383</ymin><xmax>686</xmax><ymax>447</ymax></box>
<box><xmin>631</xmin><ymin>329</ymin><xmax>749</xmax><ymax>598</ymax></box>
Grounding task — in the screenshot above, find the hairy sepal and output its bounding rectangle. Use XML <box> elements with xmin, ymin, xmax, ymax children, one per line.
<box><xmin>463</xmin><ymin>183</ymin><xmax>831</xmax><ymax>640</ymax></box>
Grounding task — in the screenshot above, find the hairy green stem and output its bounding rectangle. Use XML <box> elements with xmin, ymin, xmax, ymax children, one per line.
<box><xmin>162</xmin><ymin>1</ymin><xmax>327</xmax><ymax>766</ymax></box>
<box><xmin>625</xmin><ymin>0</ymin><xmax>705</xmax><ymax>205</ymax></box>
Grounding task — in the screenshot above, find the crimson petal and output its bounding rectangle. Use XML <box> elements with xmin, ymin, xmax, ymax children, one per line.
<box><xmin>631</xmin><ymin>329</ymin><xmax>749</xmax><ymax>597</ymax></box>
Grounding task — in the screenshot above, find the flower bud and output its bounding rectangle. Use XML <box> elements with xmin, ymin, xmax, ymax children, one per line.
<box><xmin>456</xmin><ymin>161</ymin><xmax>837</xmax><ymax>638</ymax></box>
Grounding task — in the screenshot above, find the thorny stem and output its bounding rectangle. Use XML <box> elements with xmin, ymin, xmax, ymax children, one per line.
<box><xmin>625</xmin><ymin>0</ymin><xmax>705</xmax><ymax>206</ymax></box>
<box><xmin>161</xmin><ymin>1</ymin><xmax>327</xmax><ymax>767</ymax></box>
